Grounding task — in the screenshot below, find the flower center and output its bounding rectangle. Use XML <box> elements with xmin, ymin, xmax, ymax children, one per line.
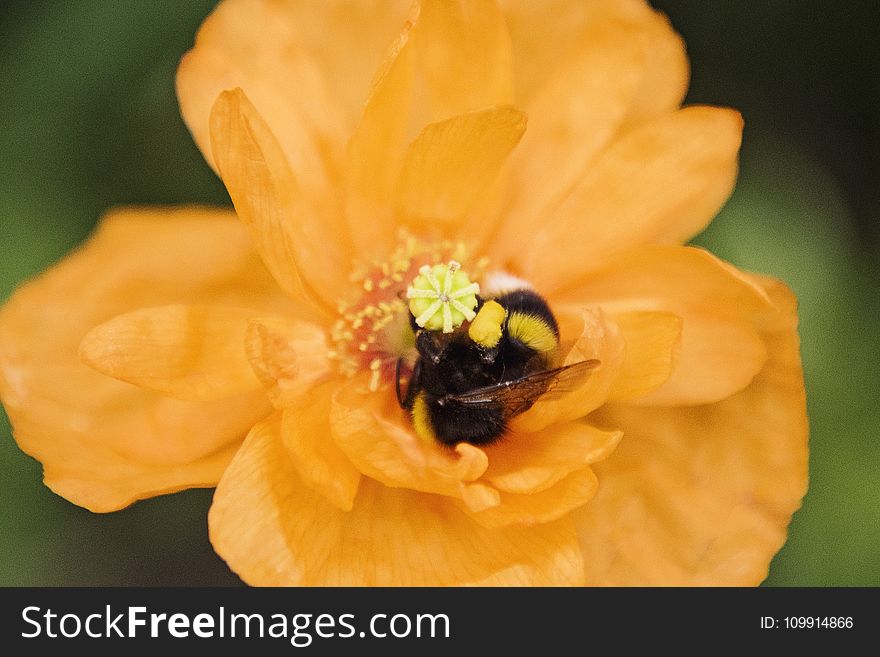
<box><xmin>329</xmin><ymin>231</ymin><xmax>486</xmax><ymax>390</ymax></box>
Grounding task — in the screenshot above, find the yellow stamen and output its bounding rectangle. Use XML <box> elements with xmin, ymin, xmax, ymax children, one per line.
<box><xmin>328</xmin><ymin>230</ymin><xmax>489</xmax><ymax>384</ymax></box>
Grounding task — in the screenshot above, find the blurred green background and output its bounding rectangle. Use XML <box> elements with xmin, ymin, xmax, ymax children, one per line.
<box><xmin>0</xmin><ymin>1</ymin><xmax>877</xmax><ymax>585</ymax></box>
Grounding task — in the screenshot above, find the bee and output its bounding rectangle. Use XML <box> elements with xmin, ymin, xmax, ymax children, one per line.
<box><xmin>396</xmin><ymin>286</ymin><xmax>599</xmax><ymax>446</ymax></box>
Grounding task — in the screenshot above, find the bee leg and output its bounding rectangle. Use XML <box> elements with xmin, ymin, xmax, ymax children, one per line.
<box><xmin>415</xmin><ymin>329</ymin><xmax>446</xmax><ymax>364</ymax></box>
<box><xmin>396</xmin><ymin>358</ymin><xmax>421</xmax><ymax>410</ymax></box>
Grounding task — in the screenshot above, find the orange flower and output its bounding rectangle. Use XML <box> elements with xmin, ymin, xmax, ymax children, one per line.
<box><xmin>0</xmin><ymin>0</ymin><xmax>807</xmax><ymax>586</ymax></box>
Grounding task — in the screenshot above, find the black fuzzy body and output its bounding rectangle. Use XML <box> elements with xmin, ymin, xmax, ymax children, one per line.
<box><xmin>399</xmin><ymin>289</ymin><xmax>560</xmax><ymax>447</ymax></box>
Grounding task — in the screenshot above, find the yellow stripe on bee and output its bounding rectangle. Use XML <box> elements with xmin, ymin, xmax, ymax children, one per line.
<box><xmin>507</xmin><ymin>311</ymin><xmax>558</xmax><ymax>353</ymax></box>
<box><xmin>412</xmin><ymin>392</ymin><xmax>437</xmax><ymax>442</ymax></box>
<box><xmin>468</xmin><ymin>300</ymin><xmax>506</xmax><ymax>348</ymax></box>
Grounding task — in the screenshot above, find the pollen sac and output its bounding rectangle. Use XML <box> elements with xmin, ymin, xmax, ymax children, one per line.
<box><xmin>468</xmin><ymin>299</ymin><xmax>507</xmax><ymax>348</ymax></box>
<box><xmin>406</xmin><ymin>261</ymin><xmax>479</xmax><ymax>333</ymax></box>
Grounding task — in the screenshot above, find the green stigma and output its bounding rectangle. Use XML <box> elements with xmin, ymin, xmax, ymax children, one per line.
<box><xmin>406</xmin><ymin>261</ymin><xmax>480</xmax><ymax>333</ymax></box>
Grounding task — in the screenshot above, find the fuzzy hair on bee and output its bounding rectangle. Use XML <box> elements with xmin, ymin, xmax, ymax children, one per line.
<box><xmin>396</xmin><ymin>286</ymin><xmax>599</xmax><ymax>446</ymax></box>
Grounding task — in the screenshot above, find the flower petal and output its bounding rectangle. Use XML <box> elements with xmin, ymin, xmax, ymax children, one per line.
<box><xmin>79</xmin><ymin>304</ymin><xmax>260</xmax><ymax>401</ymax></box>
<box><xmin>330</xmin><ymin>374</ymin><xmax>489</xmax><ymax>498</ymax></box>
<box><xmin>501</xmin><ymin>0</ymin><xmax>687</xmax><ymax>110</ymax></box>
<box><xmin>396</xmin><ymin>106</ymin><xmax>527</xmax><ymax>228</ymax></box>
<box><xmin>607</xmin><ymin>311</ymin><xmax>683</xmax><ymax>402</ymax></box>
<box><xmin>415</xmin><ymin>0</ymin><xmax>514</xmax><ymax>119</ymax></box>
<box><xmin>209</xmin><ymin>88</ymin><xmax>347</xmax><ymax>313</ymax></box>
<box><xmin>209</xmin><ymin>414</ymin><xmax>585</xmax><ymax>585</ymax></box>
<box><xmin>484</xmin><ymin>420</ymin><xmax>622</xmax><ymax>494</ymax></box>
<box><xmin>555</xmin><ymin>245</ymin><xmax>774</xmax><ymax>406</ymax></box>
<box><xmin>244</xmin><ymin>316</ymin><xmax>331</xmax><ymax>408</ymax></box>
<box><xmin>575</xmin><ymin>280</ymin><xmax>808</xmax><ymax>585</ymax></box>
<box><xmin>521</xmin><ymin>107</ymin><xmax>743</xmax><ymax>291</ymax></box>
<box><xmin>345</xmin><ymin>11</ymin><xmax>419</xmax><ymax>257</ymax></box>
<box><xmin>280</xmin><ymin>381</ymin><xmax>360</xmax><ymax>512</ymax></box>
<box><xmin>0</xmin><ymin>207</ymin><xmax>284</xmax><ymax>511</ymax></box>
<box><xmin>176</xmin><ymin>0</ymin><xmax>411</xmax><ymax>178</ymax></box>
<box><xmin>640</xmin><ymin>315</ymin><xmax>767</xmax><ymax>406</ymax></box>
<box><xmin>492</xmin><ymin>16</ymin><xmax>647</xmax><ymax>258</ymax></box>
<box><xmin>458</xmin><ymin>418</ymin><xmax>624</xmax><ymax>529</ymax></box>
<box><xmin>511</xmin><ymin>308</ymin><xmax>625</xmax><ymax>433</ymax></box>
<box><xmin>460</xmin><ymin>468</ymin><xmax>599</xmax><ymax>529</ymax></box>
<box><xmin>621</xmin><ymin>8</ymin><xmax>689</xmax><ymax>125</ymax></box>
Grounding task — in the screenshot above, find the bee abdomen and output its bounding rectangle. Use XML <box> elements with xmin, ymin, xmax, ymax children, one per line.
<box><xmin>427</xmin><ymin>398</ymin><xmax>507</xmax><ymax>447</ymax></box>
<box><xmin>494</xmin><ymin>289</ymin><xmax>560</xmax><ymax>354</ymax></box>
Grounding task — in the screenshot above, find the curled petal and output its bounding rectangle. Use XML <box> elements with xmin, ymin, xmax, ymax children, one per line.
<box><xmin>607</xmin><ymin>311</ymin><xmax>683</xmax><ymax>402</ymax></box>
<box><xmin>244</xmin><ymin>316</ymin><xmax>331</xmax><ymax>408</ymax></box>
<box><xmin>210</xmin><ymin>88</ymin><xmax>349</xmax><ymax>314</ymax></box>
<box><xmin>330</xmin><ymin>375</ymin><xmax>489</xmax><ymax>497</ymax></box>
<box><xmin>460</xmin><ymin>468</ymin><xmax>599</xmax><ymax>529</ymax></box>
<box><xmin>457</xmin><ymin>421</ymin><xmax>622</xmax><ymax>529</ymax></box>
<box><xmin>281</xmin><ymin>382</ymin><xmax>360</xmax><ymax>512</ymax></box>
<box><xmin>178</xmin><ymin>0</ymin><xmax>411</xmax><ymax>276</ymax></box>
<box><xmin>0</xmin><ymin>207</ymin><xmax>283</xmax><ymax>511</ymax></box>
<box><xmin>209</xmin><ymin>415</ymin><xmax>585</xmax><ymax>585</ymax></box>
<box><xmin>555</xmin><ymin>245</ymin><xmax>775</xmax><ymax>406</ymax></box>
<box><xmin>80</xmin><ymin>305</ymin><xmax>261</xmax><ymax>401</ymax></box>
<box><xmin>638</xmin><ymin>315</ymin><xmax>767</xmax><ymax>406</ymax></box>
<box><xmin>484</xmin><ymin>421</ymin><xmax>622</xmax><ymax>494</ymax></box>
<box><xmin>330</xmin><ymin>377</ymin><xmax>622</xmax><ymax>530</ymax></box>
<box><xmin>575</xmin><ymin>279</ymin><xmax>808</xmax><ymax>585</ymax></box>
<box><xmin>522</xmin><ymin>107</ymin><xmax>743</xmax><ymax>291</ymax></box>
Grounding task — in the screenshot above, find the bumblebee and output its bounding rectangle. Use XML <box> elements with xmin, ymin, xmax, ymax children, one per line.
<box><xmin>396</xmin><ymin>286</ymin><xmax>598</xmax><ymax>446</ymax></box>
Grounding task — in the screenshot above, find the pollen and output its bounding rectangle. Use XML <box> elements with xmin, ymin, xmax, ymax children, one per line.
<box><xmin>328</xmin><ymin>230</ymin><xmax>487</xmax><ymax>386</ymax></box>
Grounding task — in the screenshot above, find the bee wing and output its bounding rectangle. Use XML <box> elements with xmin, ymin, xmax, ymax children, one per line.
<box><xmin>443</xmin><ymin>359</ymin><xmax>601</xmax><ymax>419</ymax></box>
